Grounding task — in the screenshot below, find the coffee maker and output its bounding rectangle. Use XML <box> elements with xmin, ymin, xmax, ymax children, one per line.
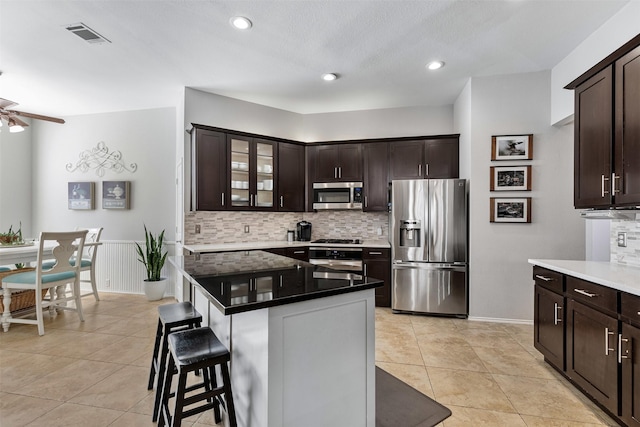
<box><xmin>296</xmin><ymin>221</ymin><xmax>312</xmax><ymax>241</ymax></box>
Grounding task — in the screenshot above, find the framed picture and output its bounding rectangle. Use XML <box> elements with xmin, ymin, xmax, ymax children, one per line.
<box><xmin>490</xmin><ymin>165</ymin><xmax>531</xmax><ymax>191</ymax></box>
<box><xmin>491</xmin><ymin>134</ymin><xmax>533</xmax><ymax>161</ymax></box>
<box><xmin>68</xmin><ymin>182</ymin><xmax>94</xmax><ymax>210</ymax></box>
<box><xmin>102</xmin><ymin>181</ymin><xmax>130</xmax><ymax>209</ymax></box>
<box><xmin>490</xmin><ymin>197</ymin><xmax>531</xmax><ymax>223</ymax></box>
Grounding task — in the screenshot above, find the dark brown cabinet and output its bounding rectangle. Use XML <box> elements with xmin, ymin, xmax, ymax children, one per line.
<box><xmin>277</xmin><ymin>143</ymin><xmax>305</xmax><ymax>212</ymax></box>
<box><xmin>533</xmin><ymin>267</ymin><xmax>565</xmax><ymax>370</ymax></box>
<box><xmin>310</xmin><ymin>144</ymin><xmax>362</xmax><ymax>182</ymax></box>
<box><xmin>191</xmin><ymin>124</ymin><xmax>306</xmax><ymax>212</ymax></box>
<box><xmin>566</xmin><ymin>278</ymin><xmax>619</xmax><ymax>415</ymax></box>
<box><xmin>389</xmin><ymin>137</ymin><xmax>459</xmax><ymax>180</ymax></box>
<box><xmin>614</xmin><ymin>45</ymin><xmax>640</xmax><ymax>206</ymax></box>
<box><xmin>264</xmin><ymin>247</ymin><xmax>309</xmax><ymax>262</ymax></box>
<box><xmin>569</xmin><ymin>36</ymin><xmax>640</xmax><ymax>209</ymax></box>
<box><xmin>363</xmin><ymin>248</ymin><xmax>390</xmax><ymax>307</ymax></box>
<box><xmin>191</xmin><ymin>127</ymin><xmax>227</xmax><ymax>211</ymax></box>
<box><xmin>621</xmin><ymin>292</ymin><xmax>640</xmax><ymax>426</ymax></box>
<box><xmin>363</xmin><ymin>142</ymin><xmax>389</xmax><ymax>211</ymax></box>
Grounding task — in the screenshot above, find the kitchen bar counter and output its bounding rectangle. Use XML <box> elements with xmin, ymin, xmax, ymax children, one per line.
<box><xmin>528</xmin><ymin>259</ymin><xmax>640</xmax><ymax>296</ymax></box>
<box><xmin>170</xmin><ymin>250</ymin><xmax>382</xmax><ymax>314</ymax></box>
<box><xmin>169</xmin><ymin>250</ymin><xmax>379</xmax><ymax>427</ymax></box>
<box><xmin>183</xmin><ymin>238</ymin><xmax>390</xmax><ymax>253</ymax></box>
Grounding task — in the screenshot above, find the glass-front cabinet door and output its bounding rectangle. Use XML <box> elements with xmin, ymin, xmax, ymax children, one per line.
<box><xmin>228</xmin><ymin>135</ymin><xmax>276</xmax><ymax>210</ymax></box>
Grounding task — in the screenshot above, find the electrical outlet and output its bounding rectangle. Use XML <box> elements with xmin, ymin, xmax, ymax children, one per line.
<box><xmin>105</xmin><ymin>279</ymin><xmax>110</xmax><ymax>287</ymax></box>
<box><xmin>244</xmin><ymin>225</ymin><xmax>250</xmax><ymax>233</ymax></box>
<box><xmin>617</xmin><ymin>232</ymin><xmax>627</xmax><ymax>247</ymax></box>
<box><xmin>195</xmin><ymin>224</ymin><xmax>201</xmax><ymax>234</ymax></box>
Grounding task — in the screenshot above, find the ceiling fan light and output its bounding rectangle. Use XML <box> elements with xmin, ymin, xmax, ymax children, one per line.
<box><xmin>9</xmin><ymin>124</ymin><xmax>24</xmax><ymax>133</ymax></box>
<box><xmin>230</xmin><ymin>16</ymin><xmax>252</xmax><ymax>30</ymax></box>
<box><xmin>322</xmin><ymin>73</ymin><xmax>338</xmax><ymax>81</ymax></box>
<box><xmin>427</xmin><ymin>61</ymin><xmax>445</xmax><ymax>70</ymax></box>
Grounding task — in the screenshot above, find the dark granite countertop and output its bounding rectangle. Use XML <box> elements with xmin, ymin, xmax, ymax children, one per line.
<box><xmin>169</xmin><ymin>250</ymin><xmax>383</xmax><ymax>315</ymax></box>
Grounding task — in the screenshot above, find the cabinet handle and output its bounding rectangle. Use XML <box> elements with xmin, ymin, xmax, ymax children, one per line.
<box><xmin>339</xmin><ymin>167</ymin><xmax>342</xmax><ymax>179</ymax></box>
<box><xmin>334</xmin><ymin>167</ymin><xmax>338</xmax><ymax>179</ymax></box>
<box><xmin>250</xmin><ymin>194</ymin><xmax>254</xmax><ymax>207</ymax></box>
<box><xmin>574</xmin><ymin>288</ymin><xmax>597</xmax><ymax>298</ymax></box>
<box><xmin>554</xmin><ymin>303</ymin><xmax>562</xmax><ymax>325</ymax></box>
<box><xmin>619</xmin><ymin>335</ymin><xmax>630</xmax><ymax>363</ymax></box>
<box><xmin>535</xmin><ymin>275</ymin><xmax>552</xmax><ymax>282</ymax></box>
<box><xmin>293</xmin><ymin>250</ymin><xmax>305</xmax><ymax>254</ymax></box>
<box><xmin>605</xmin><ymin>327</ymin><xmax>615</xmax><ymax>356</ymax></box>
<box><xmin>601</xmin><ymin>174</ymin><xmax>610</xmax><ymax>197</ymax></box>
<box><xmin>612</xmin><ymin>173</ymin><xmax>621</xmax><ymax>194</ymax></box>
<box><xmin>426</xmin><ymin>163</ymin><xmax>429</xmax><ymax>176</ymax></box>
<box><xmin>369</xmin><ymin>251</ymin><xmax>382</xmax><ymax>255</ymax></box>
<box><xmin>280</xmin><ymin>196</ymin><xmax>284</xmax><ymax>208</ymax></box>
<box><xmin>365</xmin><ymin>196</ymin><xmax>368</xmax><ymax>208</ymax></box>
<box><xmin>364</xmin><ymin>264</ymin><xmax>367</xmax><ymax>276</ymax></box>
<box><xmin>279</xmin><ymin>276</ymin><xmax>283</xmax><ymax>287</ymax></box>
<box><xmin>221</xmin><ymin>192</ymin><xmax>225</xmax><ymax>206</ymax></box>
<box><xmin>418</xmin><ymin>164</ymin><xmax>422</xmax><ymax>177</ymax></box>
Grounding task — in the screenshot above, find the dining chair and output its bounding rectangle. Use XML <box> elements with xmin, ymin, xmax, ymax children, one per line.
<box><xmin>0</xmin><ymin>230</ymin><xmax>87</xmax><ymax>335</ymax></box>
<box><xmin>41</xmin><ymin>227</ymin><xmax>103</xmax><ymax>301</ymax></box>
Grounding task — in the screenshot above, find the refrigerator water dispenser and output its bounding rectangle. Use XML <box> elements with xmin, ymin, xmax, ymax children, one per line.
<box><xmin>399</xmin><ymin>220</ymin><xmax>421</xmax><ymax>247</ymax></box>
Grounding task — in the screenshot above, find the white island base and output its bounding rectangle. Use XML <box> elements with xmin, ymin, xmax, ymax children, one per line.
<box><xmin>194</xmin><ymin>288</ymin><xmax>376</xmax><ymax>427</ymax></box>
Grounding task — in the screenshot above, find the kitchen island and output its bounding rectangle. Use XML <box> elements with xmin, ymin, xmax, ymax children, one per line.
<box><xmin>170</xmin><ymin>250</ymin><xmax>383</xmax><ymax>427</ymax></box>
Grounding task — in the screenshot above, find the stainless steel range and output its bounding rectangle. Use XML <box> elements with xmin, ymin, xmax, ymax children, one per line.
<box><xmin>308</xmin><ymin>245</ymin><xmax>363</xmax><ymax>273</ymax></box>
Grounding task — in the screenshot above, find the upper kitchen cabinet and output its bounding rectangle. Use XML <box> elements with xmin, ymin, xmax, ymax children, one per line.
<box><xmin>228</xmin><ymin>134</ymin><xmax>276</xmax><ymax>210</ymax></box>
<box><xmin>363</xmin><ymin>142</ymin><xmax>389</xmax><ymax>211</ymax></box>
<box><xmin>310</xmin><ymin>143</ymin><xmax>362</xmax><ymax>182</ymax></box>
<box><xmin>191</xmin><ymin>127</ymin><xmax>227</xmax><ymax>211</ymax></box>
<box><xmin>389</xmin><ymin>137</ymin><xmax>459</xmax><ymax>180</ymax></box>
<box><xmin>277</xmin><ymin>142</ymin><xmax>305</xmax><ymax>212</ymax></box>
<box><xmin>568</xmin><ymin>35</ymin><xmax>640</xmax><ymax>209</ymax></box>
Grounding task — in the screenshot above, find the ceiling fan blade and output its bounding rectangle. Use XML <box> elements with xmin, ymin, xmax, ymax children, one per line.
<box><xmin>8</xmin><ymin>110</ymin><xmax>65</xmax><ymax>124</ymax></box>
<box><xmin>9</xmin><ymin>116</ymin><xmax>29</xmax><ymax>127</ymax></box>
<box><xmin>0</xmin><ymin>98</ymin><xmax>18</xmax><ymax>109</ymax></box>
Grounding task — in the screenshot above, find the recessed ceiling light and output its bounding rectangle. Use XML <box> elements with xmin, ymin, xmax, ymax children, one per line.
<box><xmin>427</xmin><ymin>61</ymin><xmax>445</xmax><ymax>70</ymax></box>
<box><xmin>230</xmin><ymin>16</ymin><xmax>252</xmax><ymax>30</ymax></box>
<box><xmin>322</xmin><ymin>73</ymin><xmax>338</xmax><ymax>81</ymax></box>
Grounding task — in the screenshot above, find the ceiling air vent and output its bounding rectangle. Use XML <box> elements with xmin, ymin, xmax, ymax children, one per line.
<box><xmin>66</xmin><ymin>23</ymin><xmax>111</xmax><ymax>44</ymax></box>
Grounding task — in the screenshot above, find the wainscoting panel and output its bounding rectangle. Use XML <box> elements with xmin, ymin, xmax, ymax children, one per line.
<box><xmin>88</xmin><ymin>240</ymin><xmax>175</xmax><ymax>296</ymax></box>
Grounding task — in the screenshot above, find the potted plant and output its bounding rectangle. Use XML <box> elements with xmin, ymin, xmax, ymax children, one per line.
<box><xmin>135</xmin><ymin>225</ymin><xmax>168</xmax><ymax>301</ymax></box>
<box><xmin>0</xmin><ymin>223</ymin><xmax>23</xmax><ymax>245</ymax></box>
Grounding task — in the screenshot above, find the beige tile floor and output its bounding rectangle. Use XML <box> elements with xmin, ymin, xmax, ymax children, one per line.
<box><xmin>0</xmin><ymin>292</ymin><xmax>619</xmax><ymax>426</ymax></box>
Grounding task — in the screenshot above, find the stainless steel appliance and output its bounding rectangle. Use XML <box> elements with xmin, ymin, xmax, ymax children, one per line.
<box><xmin>308</xmin><ymin>247</ymin><xmax>363</xmax><ymax>272</ymax></box>
<box><xmin>312</xmin><ymin>182</ymin><xmax>363</xmax><ymax>210</ymax></box>
<box><xmin>390</xmin><ymin>179</ymin><xmax>468</xmax><ymax>317</ymax></box>
<box><xmin>296</xmin><ymin>221</ymin><xmax>312</xmax><ymax>241</ymax></box>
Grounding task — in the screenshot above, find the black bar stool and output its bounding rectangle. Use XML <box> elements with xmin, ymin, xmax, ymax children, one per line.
<box><xmin>158</xmin><ymin>327</ymin><xmax>237</xmax><ymax>427</ymax></box>
<box><xmin>148</xmin><ymin>301</ymin><xmax>203</xmax><ymax>421</ymax></box>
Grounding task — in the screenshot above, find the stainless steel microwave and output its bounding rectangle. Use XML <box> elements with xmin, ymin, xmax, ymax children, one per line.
<box><xmin>312</xmin><ymin>182</ymin><xmax>363</xmax><ymax>210</ymax></box>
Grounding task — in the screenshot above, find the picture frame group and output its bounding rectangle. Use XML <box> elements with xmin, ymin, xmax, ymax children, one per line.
<box><xmin>68</xmin><ymin>181</ymin><xmax>131</xmax><ymax>210</ymax></box>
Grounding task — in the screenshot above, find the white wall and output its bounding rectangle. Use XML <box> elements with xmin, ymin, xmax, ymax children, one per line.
<box><xmin>31</xmin><ymin>107</ymin><xmax>176</xmax><ymax>241</ymax></box>
<box><xmin>550</xmin><ymin>1</ymin><xmax>640</xmax><ymax>125</ymax></box>
<box><xmin>457</xmin><ymin>70</ymin><xmax>584</xmax><ymax>322</ymax></box>
<box><xmin>301</xmin><ymin>105</ymin><xmax>454</xmax><ymax>142</ymax></box>
<box><xmin>453</xmin><ymin>79</ymin><xmax>472</xmax><ymax>179</ymax></box>
<box><xmin>0</xmin><ymin>123</ymin><xmax>33</xmax><ymax>237</ymax></box>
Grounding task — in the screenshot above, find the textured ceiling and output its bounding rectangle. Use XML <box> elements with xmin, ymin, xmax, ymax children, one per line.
<box><xmin>0</xmin><ymin>0</ymin><xmax>630</xmax><ymax>117</ymax></box>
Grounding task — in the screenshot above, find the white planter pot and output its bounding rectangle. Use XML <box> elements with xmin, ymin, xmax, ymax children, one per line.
<box><xmin>143</xmin><ymin>278</ymin><xmax>167</xmax><ymax>301</ymax></box>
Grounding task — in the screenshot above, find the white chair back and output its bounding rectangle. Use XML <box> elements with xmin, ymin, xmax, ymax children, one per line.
<box><xmin>38</xmin><ymin>230</ymin><xmax>87</xmax><ymax>278</ymax></box>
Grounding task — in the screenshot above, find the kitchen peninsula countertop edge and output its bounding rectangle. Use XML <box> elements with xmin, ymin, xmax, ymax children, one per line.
<box><xmin>528</xmin><ymin>259</ymin><xmax>640</xmax><ymax>296</ymax></box>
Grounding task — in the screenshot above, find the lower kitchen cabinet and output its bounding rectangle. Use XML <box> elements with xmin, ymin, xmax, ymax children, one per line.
<box><xmin>534</xmin><ymin>284</ymin><xmax>565</xmax><ymax>370</ymax></box>
<box><xmin>264</xmin><ymin>246</ymin><xmax>309</xmax><ymax>262</ymax></box>
<box><xmin>621</xmin><ymin>322</ymin><xmax>640</xmax><ymax>426</ymax></box>
<box><xmin>363</xmin><ymin>248</ymin><xmax>390</xmax><ymax>307</ymax></box>
<box><xmin>566</xmin><ymin>298</ymin><xmax>619</xmax><ymax>415</ymax></box>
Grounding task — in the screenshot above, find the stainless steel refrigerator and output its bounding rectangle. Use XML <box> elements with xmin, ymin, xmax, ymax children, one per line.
<box><xmin>390</xmin><ymin>179</ymin><xmax>468</xmax><ymax>317</ymax></box>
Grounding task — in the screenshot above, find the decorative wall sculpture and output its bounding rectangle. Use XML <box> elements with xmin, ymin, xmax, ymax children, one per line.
<box><xmin>66</xmin><ymin>141</ymin><xmax>138</xmax><ymax>176</ymax></box>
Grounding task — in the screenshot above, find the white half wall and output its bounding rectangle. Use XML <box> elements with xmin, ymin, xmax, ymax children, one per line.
<box><xmin>457</xmin><ymin>70</ymin><xmax>585</xmax><ymax>322</ymax></box>
<box><xmin>551</xmin><ymin>1</ymin><xmax>640</xmax><ymax>125</ymax></box>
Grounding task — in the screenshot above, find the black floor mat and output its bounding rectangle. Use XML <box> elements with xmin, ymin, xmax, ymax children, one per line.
<box><xmin>376</xmin><ymin>367</ymin><xmax>452</xmax><ymax>427</ymax></box>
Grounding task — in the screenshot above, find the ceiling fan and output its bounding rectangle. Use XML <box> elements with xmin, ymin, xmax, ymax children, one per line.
<box><xmin>0</xmin><ymin>98</ymin><xmax>65</xmax><ymax>133</ymax></box>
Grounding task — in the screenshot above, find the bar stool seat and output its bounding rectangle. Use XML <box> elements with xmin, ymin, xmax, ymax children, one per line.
<box><xmin>158</xmin><ymin>327</ymin><xmax>237</xmax><ymax>427</ymax></box>
<box><xmin>149</xmin><ymin>301</ymin><xmax>202</xmax><ymax>421</ymax></box>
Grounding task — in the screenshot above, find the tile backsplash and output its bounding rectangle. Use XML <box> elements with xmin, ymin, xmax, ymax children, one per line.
<box><xmin>185</xmin><ymin>210</ymin><xmax>389</xmax><ymax>245</ymax></box>
<box><xmin>611</xmin><ymin>219</ymin><xmax>640</xmax><ymax>267</ymax></box>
